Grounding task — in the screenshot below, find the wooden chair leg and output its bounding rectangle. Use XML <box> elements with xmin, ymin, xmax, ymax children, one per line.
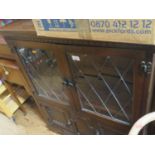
<box><xmin>3</xmin><ymin>81</ymin><xmax>26</xmax><ymax>115</ymax></box>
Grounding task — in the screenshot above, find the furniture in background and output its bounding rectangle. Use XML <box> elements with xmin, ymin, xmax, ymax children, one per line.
<box><xmin>0</xmin><ymin>35</ymin><xmax>31</xmax><ymax>117</ymax></box>
<box><xmin>0</xmin><ymin>35</ymin><xmax>32</xmax><ymax>95</ymax></box>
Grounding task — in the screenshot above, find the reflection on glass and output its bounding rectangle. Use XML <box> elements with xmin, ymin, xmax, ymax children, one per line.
<box><xmin>16</xmin><ymin>48</ymin><xmax>69</xmax><ymax>104</ymax></box>
<box><xmin>68</xmin><ymin>53</ymin><xmax>134</xmax><ymax>123</ymax></box>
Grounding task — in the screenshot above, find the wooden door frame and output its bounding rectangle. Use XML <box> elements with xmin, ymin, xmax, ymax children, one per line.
<box><xmin>63</xmin><ymin>45</ymin><xmax>146</xmax><ymax>128</ymax></box>
<box><xmin>7</xmin><ymin>40</ymin><xmax>78</xmax><ymax>109</ymax></box>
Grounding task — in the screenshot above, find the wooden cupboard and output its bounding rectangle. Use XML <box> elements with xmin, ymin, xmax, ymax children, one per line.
<box><xmin>1</xmin><ymin>20</ymin><xmax>155</xmax><ymax>134</ymax></box>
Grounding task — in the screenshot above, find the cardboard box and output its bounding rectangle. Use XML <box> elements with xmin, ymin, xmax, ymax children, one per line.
<box><xmin>33</xmin><ymin>19</ymin><xmax>155</xmax><ymax>45</ymax></box>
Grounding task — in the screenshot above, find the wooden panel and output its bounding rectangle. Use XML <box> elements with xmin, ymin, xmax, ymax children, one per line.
<box><xmin>76</xmin><ymin>117</ymin><xmax>125</xmax><ymax>135</ymax></box>
<box><xmin>38</xmin><ymin>101</ymin><xmax>77</xmax><ymax>134</ymax></box>
<box><xmin>75</xmin><ymin>118</ymin><xmax>97</xmax><ymax>135</ymax></box>
<box><xmin>0</xmin><ymin>44</ymin><xmax>14</xmax><ymax>59</ymax></box>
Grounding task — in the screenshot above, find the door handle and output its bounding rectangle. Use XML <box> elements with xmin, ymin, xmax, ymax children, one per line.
<box><xmin>141</xmin><ymin>61</ymin><xmax>152</xmax><ymax>74</ymax></box>
<box><xmin>63</xmin><ymin>79</ymin><xmax>75</xmax><ymax>87</ymax></box>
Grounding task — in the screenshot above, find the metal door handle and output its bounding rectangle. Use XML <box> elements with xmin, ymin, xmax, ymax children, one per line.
<box><xmin>63</xmin><ymin>79</ymin><xmax>75</xmax><ymax>87</ymax></box>
<box><xmin>141</xmin><ymin>61</ymin><xmax>152</xmax><ymax>74</ymax></box>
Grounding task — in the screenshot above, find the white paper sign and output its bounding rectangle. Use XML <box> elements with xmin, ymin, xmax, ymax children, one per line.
<box><xmin>71</xmin><ymin>55</ymin><xmax>80</xmax><ymax>61</ymax></box>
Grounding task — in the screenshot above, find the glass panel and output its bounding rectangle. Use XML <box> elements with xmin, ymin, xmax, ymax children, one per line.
<box><xmin>67</xmin><ymin>53</ymin><xmax>134</xmax><ymax>123</ymax></box>
<box><xmin>16</xmin><ymin>47</ymin><xmax>69</xmax><ymax>105</ymax></box>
